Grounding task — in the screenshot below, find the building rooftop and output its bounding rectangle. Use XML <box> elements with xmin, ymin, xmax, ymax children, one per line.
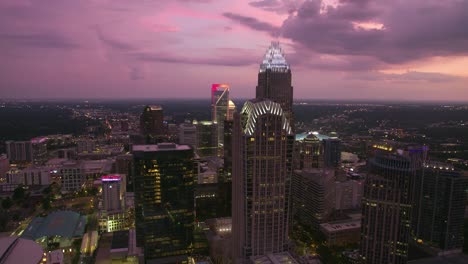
<box><xmin>250</xmin><ymin>252</ymin><xmax>299</xmax><ymax>264</ymax></box>
<box><xmin>148</xmin><ymin>105</ymin><xmax>162</xmax><ymax>111</ymax></box>
<box><xmin>408</xmin><ymin>255</ymin><xmax>468</xmax><ymax>264</ymax></box>
<box><xmin>320</xmin><ymin>219</ymin><xmax>361</xmax><ymax>233</ymax></box>
<box><xmin>22</xmin><ymin>211</ymin><xmax>87</xmax><ymax>240</ymax></box>
<box><xmin>260</xmin><ymin>42</ymin><xmax>290</xmax><ymax>73</ymax></box>
<box><xmin>111</xmin><ymin>230</ymin><xmax>129</xmax><ymax>250</ymax></box>
<box><xmin>0</xmin><ymin>236</ymin><xmax>44</xmax><ymax>264</ymax></box>
<box><xmin>241</xmin><ymin>100</ymin><xmax>293</xmax><ymax>136</ymax></box>
<box><xmin>132</xmin><ymin>143</ymin><xmax>191</xmax><ymax>152</ymax></box>
<box><xmin>295</xmin><ymin>131</ymin><xmax>332</xmax><ymax>141</ymax></box>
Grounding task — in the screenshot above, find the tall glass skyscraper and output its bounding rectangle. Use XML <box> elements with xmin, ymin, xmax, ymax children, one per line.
<box><xmin>256</xmin><ymin>42</ymin><xmax>294</xmax><ymax>127</ymax></box>
<box><xmin>412</xmin><ymin>162</ymin><xmax>468</xmax><ymax>254</ymax></box>
<box><xmin>133</xmin><ymin>143</ymin><xmax>195</xmax><ymax>262</ymax></box>
<box><xmin>140</xmin><ymin>105</ymin><xmax>165</xmax><ymax>143</ymax></box>
<box><xmin>360</xmin><ymin>145</ymin><xmax>424</xmax><ymax>264</ymax></box>
<box><xmin>232</xmin><ymin>100</ymin><xmax>294</xmax><ymax>263</ymax></box>
<box><xmin>211</xmin><ymin>84</ymin><xmax>230</xmax><ymax>156</ymax></box>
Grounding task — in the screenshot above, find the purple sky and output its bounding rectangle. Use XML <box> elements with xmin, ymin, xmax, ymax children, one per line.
<box><xmin>1</xmin><ymin>0</ymin><xmax>467</xmax><ymax>101</ymax></box>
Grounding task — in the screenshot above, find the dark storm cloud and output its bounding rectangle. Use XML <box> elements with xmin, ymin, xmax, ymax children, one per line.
<box><xmin>281</xmin><ymin>0</ymin><xmax>468</xmax><ymax>64</ymax></box>
<box><xmin>223</xmin><ymin>12</ymin><xmax>279</xmax><ymax>34</ymax></box>
<box><xmin>0</xmin><ymin>32</ymin><xmax>79</xmax><ymax>49</ymax></box>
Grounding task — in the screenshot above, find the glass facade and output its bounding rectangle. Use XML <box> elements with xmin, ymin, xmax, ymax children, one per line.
<box><xmin>133</xmin><ymin>144</ymin><xmax>195</xmax><ymax>261</ymax></box>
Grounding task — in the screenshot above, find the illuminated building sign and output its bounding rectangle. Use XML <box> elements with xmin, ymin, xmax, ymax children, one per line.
<box><xmin>102</xmin><ymin>175</ymin><xmax>121</xmax><ymax>182</ymax></box>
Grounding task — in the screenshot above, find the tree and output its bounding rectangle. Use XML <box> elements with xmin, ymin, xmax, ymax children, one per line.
<box><xmin>42</xmin><ymin>197</ymin><xmax>51</xmax><ymax>210</ymax></box>
<box><xmin>12</xmin><ymin>186</ymin><xmax>26</xmax><ymax>202</ymax></box>
<box><xmin>2</xmin><ymin>197</ymin><xmax>13</xmax><ymax>210</ymax></box>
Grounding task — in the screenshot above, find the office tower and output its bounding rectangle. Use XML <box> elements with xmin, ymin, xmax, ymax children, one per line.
<box><xmin>115</xmin><ymin>154</ymin><xmax>133</xmax><ymax>191</ymax></box>
<box><xmin>412</xmin><ymin>162</ymin><xmax>468</xmax><ymax>254</ymax></box>
<box><xmin>323</xmin><ymin>137</ymin><xmax>341</xmax><ymax>168</ymax></box>
<box><xmin>360</xmin><ymin>145</ymin><xmax>424</xmax><ymax>264</ymax></box>
<box><xmin>6</xmin><ymin>166</ymin><xmax>50</xmax><ymax>186</ymax></box>
<box><xmin>76</xmin><ymin>138</ymin><xmax>96</xmax><ymax>153</ymax></box>
<box><xmin>194</xmin><ymin>120</ymin><xmax>218</xmax><ymax>157</ymax></box>
<box><xmin>140</xmin><ymin>105</ymin><xmax>164</xmax><ymax>140</ymax></box>
<box><xmin>60</xmin><ymin>161</ymin><xmax>84</xmax><ymax>193</ymax></box>
<box><xmin>256</xmin><ymin>42</ymin><xmax>293</xmax><ymax>126</ymax></box>
<box><xmin>232</xmin><ymin>100</ymin><xmax>294</xmax><ymax>263</ymax></box>
<box><xmin>292</xmin><ymin>169</ymin><xmax>336</xmax><ymax>229</ymax></box>
<box><xmin>5</xmin><ymin>140</ymin><xmax>33</xmax><ymax>163</ymax></box>
<box><xmin>335</xmin><ymin>179</ymin><xmax>363</xmax><ymax>211</ymax></box>
<box><xmin>211</xmin><ymin>84</ymin><xmax>230</xmax><ymax>156</ymax></box>
<box><xmin>133</xmin><ymin>143</ymin><xmax>195</xmax><ymax>262</ymax></box>
<box><xmin>227</xmin><ymin>99</ymin><xmax>236</xmax><ymax>121</ymax></box>
<box><xmin>102</xmin><ymin>175</ymin><xmax>124</xmax><ymax>212</ymax></box>
<box><xmin>223</xmin><ymin>119</ymin><xmax>234</xmax><ymax>183</ymax></box>
<box><xmin>295</xmin><ymin>132</ymin><xmax>325</xmax><ymax>170</ymax></box>
<box><xmin>179</xmin><ymin>122</ymin><xmax>198</xmax><ymax>148</ymax></box>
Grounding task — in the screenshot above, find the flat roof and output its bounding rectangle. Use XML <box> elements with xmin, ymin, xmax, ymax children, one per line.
<box><xmin>22</xmin><ymin>211</ymin><xmax>86</xmax><ymax>240</ymax></box>
<box><xmin>111</xmin><ymin>231</ymin><xmax>129</xmax><ymax>250</ymax></box>
<box><xmin>132</xmin><ymin>143</ymin><xmax>191</xmax><ymax>152</ymax></box>
<box><xmin>320</xmin><ymin>219</ymin><xmax>361</xmax><ymax>233</ymax></box>
<box><xmin>408</xmin><ymin>255</ymin><xmax>468</xmax><ymax>264</ymax></box>
<box><xmin>0</xmin><ymin>236</ymin><xmax>43</xmax><ymax>264</ymax></box>
<box><xmin>250</xmin><ymin>252</ymin><xmax>299</xmax><ymax>264</ymax></box>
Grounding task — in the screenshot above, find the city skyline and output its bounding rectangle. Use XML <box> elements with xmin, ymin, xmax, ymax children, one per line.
<box><xmin>1</xmin><ymin>0</ymin><xmax>468</xmax><ymax>101</ymax></box>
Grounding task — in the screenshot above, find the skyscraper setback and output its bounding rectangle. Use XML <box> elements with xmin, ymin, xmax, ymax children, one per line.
<box><xmin>256</xmin><ymin>42</ymin><xmax>294</xmax><ymax>125</ymax></box>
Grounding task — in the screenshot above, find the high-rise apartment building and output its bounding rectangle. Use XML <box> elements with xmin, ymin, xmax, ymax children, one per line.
<box><xmin>31</xmin><ymin>137</ymin><xmax>48</xmax><ymax>164</ymax></box>
<box><xmin>360</xmin><ymin>145</ymin><xmax>425</xmax><ymax>264</ymax></box>
<box><xmin>60</xmin><ymin>161</ymin><xmax>84</xmax><ymax>193</ymax></box>
<box><xmin>140</xmin><ymin>105</ymin><xmax>165</xmax><ymax>139</ymax></box>
<box><xmin>6</xmin><ymin>140</ymin><xmax>33</xmax><ymax>163</ymax></box>
<box><xmin>412</xmin><ymin>162</ymin><xmax>468</xmax><ymax>254</ymax></box>
<box><xmin>102</xmin><ymin>175</ymin><xmax>124</xmax><ymax>212</ymax></box>
<box><xmin>133</xmin><ymin>143</ymin><xmax>195</xmax><ymax>262</ymax></box>
<box><xmin>256</xmin><ymin>42</ymin><xmax>293</xmax><ymax>126</ymax></box>
<box><xmin>232</xmin><ymin>100</ymin><xmax>294</xmax><ymax>263</ymax></box>
<box><xmin>292</xmin><ymin>168</ymin><xmax>336</xmax><ymax>229</ymax></box>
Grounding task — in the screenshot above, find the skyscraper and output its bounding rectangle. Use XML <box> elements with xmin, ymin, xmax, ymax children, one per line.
<box><xmin>211</xmin><ymin>84</ymin><xmax>230</xmax><ymax>156</ymax></box>
<box><xmin>323</xmin><ymin>137</ymin><xmax>341</xmax><ymax>168</ymax></box>
<box><xmin>256</xmin><ymin>42</ymin><xmax>293</xmax><ymax>126</ymax></box>
<box><xmin>140</xmin><ymin>105</ymin><xmax>164</xmax><ymax>142</ymax></box>
<box><xmin>360</xmin><ymin>145</ymin><xmax>424</xmax><ymax>264</ymax></box>
<box><xmin>412</xmin><ymin>162</ymin><xmax>468</xmax><ymax>254</ymax></box>
<box><xmin>232</xmin><ymin>100</ymin><xmax>294</xmax><ymax>263</ymax></box>
<box><xmin>101</xmin><ymin>175</ymin><xmax>124</xmax><ymax>212</ymax></box>
<box><xmin>133</xmin><ymin>143</ymin><xmax>195</xmax><ymax>262</ymax></box>
<box><xmin>194</xmin><ymin>120</ymin><xmax>218</xmax><ymax>157</ymax></box>
<box><xmin>5</xmin><ymin>140</ymin><xmax>33</xmax><ymax>163</ymax></box>
<box><xmin>179</xmin><ymin>122</ymin><xmax>198</xmax><ymax>148</ymax></box>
